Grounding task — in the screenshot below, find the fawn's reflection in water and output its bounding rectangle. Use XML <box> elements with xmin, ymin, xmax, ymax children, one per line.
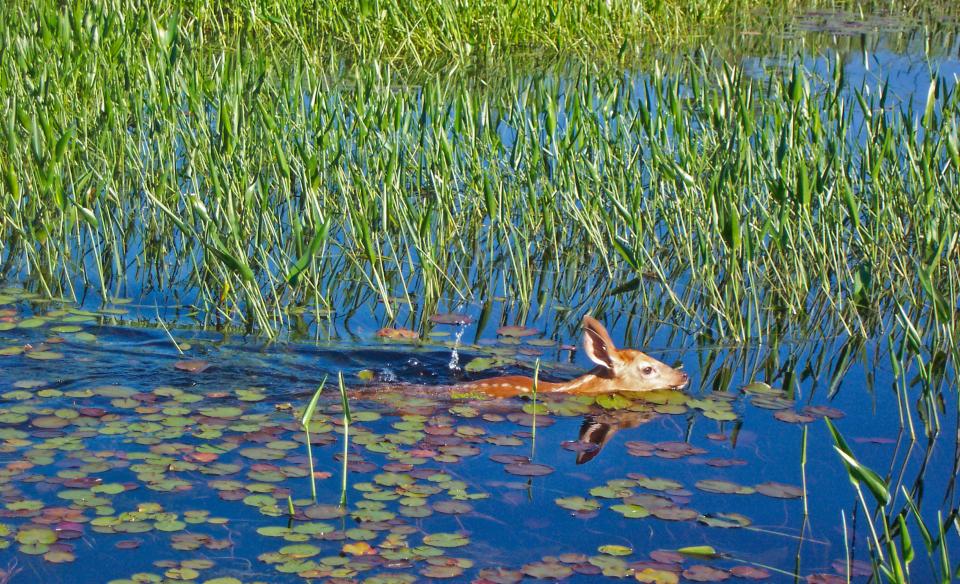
<box><xmin>342</xmin><ymin>382</ymin><xmax>670</xmax><ymax>466</ymax></box>
<box><xmin>568</xmin><ymin>410</ymin><xmax>657</xmax><ymax>464</ymax></box>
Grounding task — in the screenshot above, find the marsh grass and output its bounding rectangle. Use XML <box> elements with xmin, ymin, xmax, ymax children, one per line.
<box><xmin>1</xmin><ymin>3</ymin><xmax>958</xmax><ymax>351</ymax></box>
<box><xmin>337</xmin><ymin>371</ymin><xmax>352</xmax><ymax>507</ymax></box>
<box><xmin>6</xmin><ymin>0</ymin><xmax>953</xmax><ymax>70</ymax></box>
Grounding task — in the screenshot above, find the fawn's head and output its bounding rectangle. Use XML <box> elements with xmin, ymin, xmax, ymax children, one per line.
<box><xmin>581</xmin><ymin>315</ymin><xmax>689</xmax><ymax>392</ymax></box>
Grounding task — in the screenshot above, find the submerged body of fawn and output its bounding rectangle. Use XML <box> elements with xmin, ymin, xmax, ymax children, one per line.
<box><xmin>465</xmin><ymin>315</ymin><xmax>688</xmax><ymax>398</ymax></box>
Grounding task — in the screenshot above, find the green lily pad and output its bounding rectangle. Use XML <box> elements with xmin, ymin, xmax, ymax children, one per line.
<box><xmin>422</xmin><ymin>533</ymin><xmax>469</xmax><ymax>548</ymax></box>
<box><xmin>26</xmin><ymin>351</ymin><xmax>64</xmax><ymax>360</ymax></box>
<box><xmin>555</xmin><ymin>496</ymin><xmax>600</xmax><ymax>512</ymax></box>
<box><xmin>16</xmin><ymin>527</ymin><xmax>57</xmax><ymax>545</ymax></box>
<box><xmin>610</xmin><ymin>504</ymin><xmax>650</xmax><ymax>518</ymax></box>
<box><xmin>598</xmin><ymin>544</ymin><xmax>632</xmax><ymax>556</ymax></box>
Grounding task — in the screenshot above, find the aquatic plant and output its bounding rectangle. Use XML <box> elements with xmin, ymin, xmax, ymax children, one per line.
<box><xmin>2</xmin><ymin>2</ymin><xmax>958</xmax><ymax>349</ymax></box>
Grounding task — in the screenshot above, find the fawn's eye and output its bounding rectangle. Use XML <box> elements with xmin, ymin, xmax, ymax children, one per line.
<box><xmin>641</xmin><ymin>366</ymin><xmax>654</xmax><ymax>375</ymax></box>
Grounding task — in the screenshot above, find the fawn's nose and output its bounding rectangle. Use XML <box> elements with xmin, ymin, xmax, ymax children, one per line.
<box><xmin>676</xmin><ymin>371</ymin><xmax>689</xmax><ymax>388</ymax></box>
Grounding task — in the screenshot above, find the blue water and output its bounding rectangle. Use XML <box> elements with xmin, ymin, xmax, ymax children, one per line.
<box><xmin>2</xmin><ymin>11</ymin><xmax>959</xmax><ymax>584</ymax></box>
<box><xmin>0</xmin><ymin>286</ymin><xmax>955</xmax><ymax>583</ymax></box>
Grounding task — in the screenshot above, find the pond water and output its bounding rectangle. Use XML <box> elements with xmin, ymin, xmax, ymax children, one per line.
<box><xmin>2</xmin><ymin>7</ymin><xmax>960</xmax><ymax>584</ymax></box>
<box><xmin>0</xmin><ymin>286</ymin><xmax>955</xmax><ymax>583</ymax></box>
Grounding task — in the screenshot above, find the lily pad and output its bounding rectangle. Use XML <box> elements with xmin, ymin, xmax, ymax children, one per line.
<box><xmin>729</xmin><ymin>566</ymin><xmax>771</xmax><ymax>579</ymax></box>
<box><xmin>682</xmin><ymin>565</ymin><xmax>730</xmax><ymax>581</ymax></box>
<box><xmin>755</xmin><ymin>482</ymin><xmax>803</xmax><ymax>499</ymax></box>
<box><xmin>174</xmin><ymin>360</ymin><xmax>211</xmax><ymax>373</ymax></box>
<box><xmin>695</xmin><ymin>480</ymin><xmax>755</xmax><ymax>495</ymax></box>
<box><xmin>698</xmin><ymin>513</ymin><xmax>752</xmax><ymax>528</ymax></box>
<box><xmin>430</xmin><ymin>313</ymin><xmax>473</xmax><ymax>325</ymax></box>
<box><xmin>419</xmin><ymin>564</ymin><xmax>463</xmax><ymax>578</ymax></box>
<box><xmin>26</xmin><ymin>350</ymin><xmax>64</xmax><ymax>360</ymax></box>
<box><xmin>422</xmin><ymin>532</ymin><xmax>469</xmax><ymax>548</ymax></box>
<box><xmin>610</xmin><ymin>504</ymin><xmax>650</xmax><ymax>519</ymax></box>
<box><xmin>635</xmin><ymin>568</ymin><xmax>680</xmax><ymax>583</ymax></box>
<box><xmin>504</xmin><ymin>462</ymin><xmax>554</xmax><ymax>477</ymax></box>
<box><xmin>496</xmin><ymin>325</ymin><xmax>539</xmax><ymax>337</ymax></box>
<box><xmin>555</xmin><ymin>496</ymin><xmax>601</xmax><ymax>512</ymax></box>
<box><xmin>376</xmin><ymin>327</ymin><xmax>419</xmax><ymax>340</ymax></box>
<box><xmin>521</xmin><ymin>561</ymin><xmax>573</xmax><ymax>579</ymax></box>
<box><xmin>598</xmin><ymin>544</ymin><xmax>632</xmax><ymax>556</ymax></box>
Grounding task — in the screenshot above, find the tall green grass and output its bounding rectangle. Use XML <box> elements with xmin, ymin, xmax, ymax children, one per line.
<box><xmin>5</xmin><ymin>0</ymin><xmax>953</xmax><ymax>69</ymax></box>
<box><xmin>0</xmin><ymin>1</ymin><xmax>958</xmax><ymax>347</ymax></box>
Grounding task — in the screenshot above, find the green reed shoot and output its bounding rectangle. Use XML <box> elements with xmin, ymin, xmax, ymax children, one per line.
<box><xmin>800</xmin><ymin>425</ymin><xmax>808</xmax><ymax>517</ymax></box>
<box><xmin>337</xmin><ymin>371</ymin><xmax>352</xmax><ymax>508</ymax></box>
<box><xmin>531</xmin><ymin>358</ymin><xmax>540</xmax><ymax>448</ymax></box>
<box><xmin>300</xmin><ymin>375</ymin><xmax>327</xmax><ymax>502</ymax></box>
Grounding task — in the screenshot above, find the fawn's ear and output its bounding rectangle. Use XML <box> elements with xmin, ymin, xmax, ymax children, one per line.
<box><xmin>582</xmin><ymin>315</ymin><xmax>621</xmax><ymax>371</ymax></box>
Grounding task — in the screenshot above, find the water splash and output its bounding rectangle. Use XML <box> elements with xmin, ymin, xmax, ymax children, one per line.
<box><xmin>448</xmin><ymin>326</ymin><xmax>465</xmax><ymax>370</ymax></box>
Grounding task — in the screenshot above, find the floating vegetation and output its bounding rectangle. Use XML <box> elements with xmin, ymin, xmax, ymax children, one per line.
<box><xmin>0</xmin><ymin>288</ymin><xmax>955</xmax><ymax>581</ymax></box>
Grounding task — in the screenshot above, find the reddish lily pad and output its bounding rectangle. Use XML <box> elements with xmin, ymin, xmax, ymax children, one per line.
<box><xmin>650</xmin><ymin>506</ymin><xmax>698</xmax><ymax>521</ymax></box>
<box><xmin>43</xmin><ymin>549</ymin><xmax>76</xmax><ymax>563</ymax></box>
<box><xmin>476</xmin><ymin>568</ymin><xmax>523</xmax><ymax>583</ymax></box>
<box><xmin>377</xmin><ymin>327</ymin><xmax>419</xmax><ymax>340</ymax></box>
<box><xmin>650</xmin><ymin>550</ymin><xmax>685</xmax><ymax>564</ymax></box>
<box><xmin>830</xmin><ymin>559</ymin><xmax>872</xmax><ymax>577</ymax></box>
<box><xmin>804</xmin><ymin>405</ymin><xmax>845</xmax><ymax>419</ymax></box>
<box><xmin>805</xmin><ymin>575</ymin><xmax>845</xmax><ymax>584</ymax></box>
<box><xmin>504</xmin><ymin>462</ymin><xmax>554</xmax><ymax>477</ymax></box>
<box><xmin>682</xmin><ymin>565</ymin><xmax>730</xmax><ymax>581</ymax></box>
<box><xmin>521</xmin><ymin>561</ymin><xmax>573</xmax><ymax>579</ymax></box>
<box><xmin>174</xmin><ymin>360</ymin><xmax>211</xmax><ymax>373</ymax></box>
<box><xmin>430</xmin><ymin>313</ymin><xmax>473</xmax><ymax>325</ymax></box>
<box><xmin>755</xmin><ymin>482</ymin><xmax>803</xmax><ymax>499</ymax></box>
<box><xmin>433</xmin><ymin>500</ymin><xmax>472</xmax><ymax>514</ymax></box>
<box><xmin>774</xmin><ymin>410</ymin><xmax>816</xmax><ymax>424</ymax></box>
<box><xmin>31</xmin><ymin>416</ymin><xmax>71</xmax><ymax>429</ymax></box>
<box><xmin>729</xmin><ymin>566</ymin><xmax>771</xmax><ymax>579</ymax></box>
<box><xmin>496</xmin><ymin>326</ymin><xmax>539</xmax><ymax>337</ymax></box>
<box><xmin>419</xmin><ymin>564</ymin><xmax>463</xmax><ymax>578</ymax></box>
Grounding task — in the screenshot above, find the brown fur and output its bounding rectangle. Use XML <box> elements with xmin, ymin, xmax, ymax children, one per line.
<box><xmin>463</xmin><ymin>315</ymin><xmax>688</xmax><ymax>398</ymax></box>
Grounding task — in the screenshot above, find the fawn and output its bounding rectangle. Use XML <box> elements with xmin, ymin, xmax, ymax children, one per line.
<box><xmin>465</xmin><ymin>315</ymin><xmax>688</xmax><ymax>398</ymax></box>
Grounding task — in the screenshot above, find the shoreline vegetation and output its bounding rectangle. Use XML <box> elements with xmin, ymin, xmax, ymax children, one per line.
<box><xmin>0</xmin><ymin>0</ymin><xmax>959</xmax><ymax>345</ymax></box>
<box><xmin>3</xmin><ymin>0</ymin><xmax>957</xmax><ymax>68</ymax></box>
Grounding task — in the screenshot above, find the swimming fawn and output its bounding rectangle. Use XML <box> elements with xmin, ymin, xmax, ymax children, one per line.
<box><xmin>465</xmin><ymin>315</ymin><xmax>688</xmax><ymax>398</ymax></box>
